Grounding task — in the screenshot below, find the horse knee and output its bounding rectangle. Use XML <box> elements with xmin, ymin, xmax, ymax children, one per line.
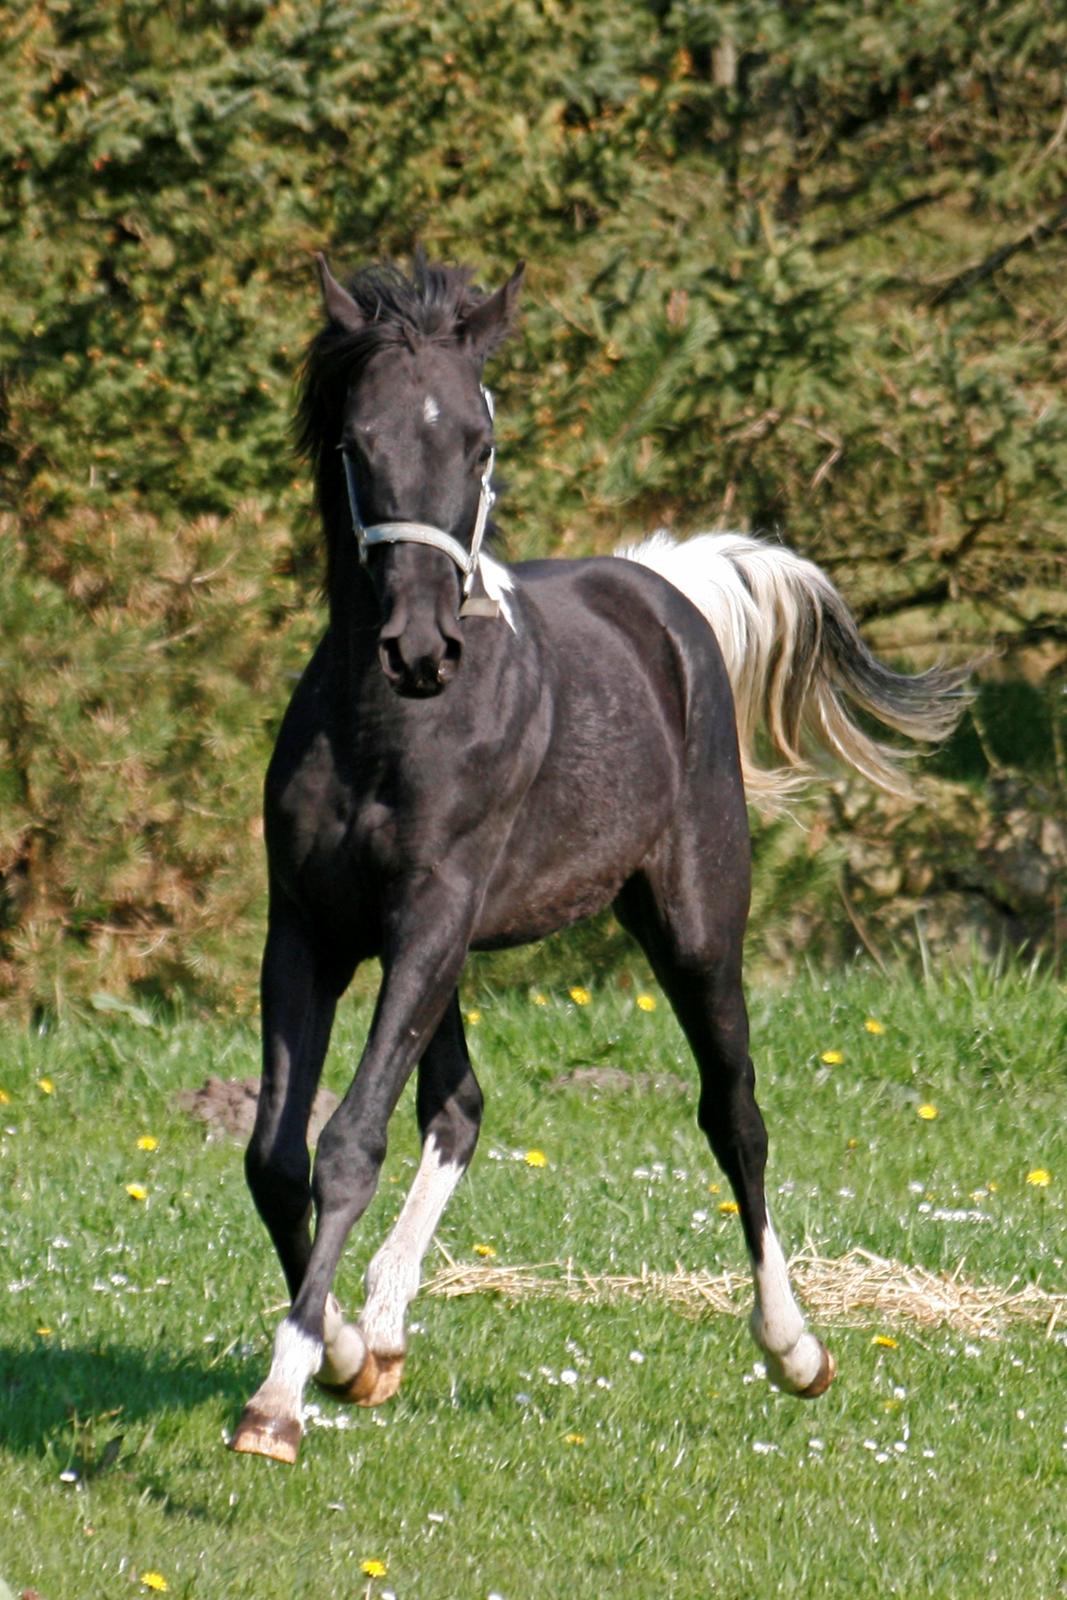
<box><xmin>312</xmin><ymin>1124</ymin><xmax>385</xmax><ymax>1219</ymax></box>
<box><xmin>245</xmin><ymin>1139</ymin><xmax>311</xmax><ymax>1231</ymax></box>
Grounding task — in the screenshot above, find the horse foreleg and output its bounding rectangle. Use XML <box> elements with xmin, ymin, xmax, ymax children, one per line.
<box><xmin>231</xmin><ymin>888</ymin><xmax>472</xmax><ymax>1462</ymax></box>
<box><xmin>317</xmin><ymin>1131</ymin><xmax>465</xmax><ymax>1406</ymax></box>
<box><xmin>242</xmin><ymin>911</ymin><xmax>342</xmax><ymax>1297</ymax></box>
<box><xmin>230</xmin><ymin>911</ymin><xmax>345</xmax><ymax>1463</ymax></box>
<box><xmin>317</xmin><ymin>993</ymin><xmax>482</xmax><ymax>1404</ymax></box>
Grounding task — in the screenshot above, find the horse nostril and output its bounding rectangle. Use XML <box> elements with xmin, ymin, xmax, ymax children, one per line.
<box><xmin>413</xmin><ymin>655</ymin><xmax>444</xmax><ymax>692</ymax></box>
<box><xmin>437</xmin><ymin>637</ymin><xmax>462</xmax><ymax>684</ymax></box>
<box><xmin>379</xmin><ymin>637</ymin><xmax>405</xmax><ymax>683</ymax></box>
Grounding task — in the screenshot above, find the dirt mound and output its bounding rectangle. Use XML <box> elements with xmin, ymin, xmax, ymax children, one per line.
<box><xmin>547</xmin><ymin>1065</ymin><xmax>688</xmax><ymax>1096</ymax></box>
<box><xmin>176</xmin><ymin>1076</ymin><xmax>340</xmax><ymax>1143</ymax></box>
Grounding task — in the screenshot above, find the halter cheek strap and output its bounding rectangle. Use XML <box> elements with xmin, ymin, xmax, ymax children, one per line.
<box><xmin>341</xmin><ymin>387</ymin><xmax>498</xmax><ymax>612</ymax></box>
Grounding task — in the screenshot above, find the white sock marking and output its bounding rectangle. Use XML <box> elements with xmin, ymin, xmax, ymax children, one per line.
<box><xmin>250</xmin><ymin>1319</ymin><xmax>322</xmax><ymax>1423</ymax></box>
<box><xmin>359</xmin><ymin>1135</ymin><xmax>465</xmax><ymax>1353</ymax></box>
<box><xmin>748</xmin><ymin>1219</ymin><xmax>824</xmax><ymax>1391</ymax></box>
<box><xmin>752</xmin><ymin>1222</ymin><xmax>806</xmax><ymax>1353</ymax></box>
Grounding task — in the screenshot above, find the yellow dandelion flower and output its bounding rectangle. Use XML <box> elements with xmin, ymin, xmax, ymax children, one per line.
<box><xmin>473</xmin><ymin>1243</ymin><xmax>497</xmax><ymax>1258</ymax></box>
<box><xmin>125</xmin><ymin>1183</ymin><xmax>149</xmax><ymax>1202</ymax></box>
<box><xmin>36</xmin><ymin>1326</ymin><xmax>53</xmax><ymax>1337</ymax></box>
<box><xmin>532</xmin><ymin>992</ymin><xmax>548</xmax><ymax>1006</ymax></box>
<box><xmin>1026</xmin><ymin>1168</ymin><xmax>1051</xmax><ymax>1187</ymax></box>
<box><xmin>707</xmin><ymin>1182</ymin><xmax>720</xmax><ymax>1194</ymax></box>
<box><xmin>864</xmin><ymin>1018</ymin><xmax>886</xmax><ymax>1035</ymax></box>
<box><xmin>564</xmin><ymin>1432</ymin><xmax>585</xmax><ymax>1445</ymax></box>
<box><xmin>465</xmin><ymin>1009</ymin><xmax>482</xmax><ymax>1026</ymax></box>
<box><xmin>986</xmin><ymin>1179</ymin><xmax>999</xmax><ymax>1192</ymax></box>
<box><xmin>524</xmin><ymin>1149</ymin><xmax>547</xmax><ymax>1168</ymax></box>
<box><xmin>917</xmin><ymin>1103</ymin><xmax>938</xmax><ymax>1121</ymax></box>
<box><xmin>820</xmin><ymin>1050</ymin><xmax>843</xmax><ymax>1066</ymax></box>
<box><xmin>635</xmin><ymin>993</ymin><xmax>657</xmax><ymax>1012</ymax></box>
<box><xmin>141</xmin><ymin>1575</ymin><xmax>168</xmax><ymax>1593</ymax></box>
<box><xmin>569</xmin><ymin>985</ymin><xmax>591</xmax><ymax>1006</ymax></box>
<box><xmin>846</xmin><ymin>1137</ymin><xmax>859</xmax><ymax>1150</ymax></box>
<box><xmin>360</xmin><ymin>1559</ymin><xmax>388</xmax><ymax>1579</ymax></box>
<box><xmin>871</xmin><ymin>1334</ymin><xmax>898</xmax><ymax>1349</ymax></box>
<box><xmin>37</xmin><ymin>1077</ymin><xmax>55</xmax><ymax>1095</ymax></box>
<box><xmin>137</xmin><ymin>1135</ymin><xmax>159</xmax><ymax>1152</ymax></box>
<box><xmin>718</xmin><ymin>1199</ymin><xmax>740</xmax><ymax>1216</ymax></box>
<box><xmin>0</xmin><ymin>1088</ymin><xmax>9</xmax><ymax>1104</ymax></box>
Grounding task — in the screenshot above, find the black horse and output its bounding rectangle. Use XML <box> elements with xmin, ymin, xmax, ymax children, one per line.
<box><xmin>231</xmin><ymin>256</ymin><xmax>968</xmax><ymax>1462</ymax></box>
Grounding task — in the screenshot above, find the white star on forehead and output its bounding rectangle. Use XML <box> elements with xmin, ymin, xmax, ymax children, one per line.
<box><xmin>423</xmin><ymin>395</ymin><xmax>440</xmax><ymax>426</ymax></box>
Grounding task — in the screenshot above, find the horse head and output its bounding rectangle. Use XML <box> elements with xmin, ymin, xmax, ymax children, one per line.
<box><xmin>313</xmin><ymin>255</ymin><xmax>523</xmax><ymax>698</ymax></box>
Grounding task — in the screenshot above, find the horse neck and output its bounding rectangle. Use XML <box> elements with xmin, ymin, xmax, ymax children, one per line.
<box><xmin>323</xmin><ymin>514</ymin><xmax>380</xmax><ymax>673</ymax></box>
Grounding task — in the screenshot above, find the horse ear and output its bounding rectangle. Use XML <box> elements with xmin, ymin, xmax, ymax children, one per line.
<box><xmin>461</xmin><ymin>262</ymin><xmax>525</xmax><ymax>360</ymax></box>
<box><xmin>315</xmin><ymin>252</ymin><xmax>364</xmax><ymax>332</ymax></box>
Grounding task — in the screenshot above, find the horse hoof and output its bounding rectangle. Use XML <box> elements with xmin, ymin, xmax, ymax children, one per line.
<box><xmin>795</xmin><ymin>1343</ymin><xmax>836</xmax><ymax>1399</ymax></box>
<box><xmin>317</xmin><ymin>1350</ymin><xmax>405</xmax><ymax>1407</ymax></box>
<box><xmin>229</xmin><ymin>1405</ymin><xmax>302</xmax><ymax>1463</ymax></box>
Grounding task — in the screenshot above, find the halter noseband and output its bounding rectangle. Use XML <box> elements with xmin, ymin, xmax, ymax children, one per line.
<box><xmin>341</xmin><ymin>388</ymin><xmax>498</xmax><ymax>611</ymax></box>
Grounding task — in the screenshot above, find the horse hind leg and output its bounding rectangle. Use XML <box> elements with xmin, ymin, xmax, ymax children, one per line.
<box><xmin>316</xmin><ymin>993</ymin><xmax>482</xmax><ymax>1407</ymax></box>
<box><xmin>672</xmin><ymin>963</ymin><xmax>833</xmax><ymax>1394</ymax></box>
<box><xmin>617</xmin><ymin>873</ymin><xmax>835</xmax><ymax>1399</ymax></box>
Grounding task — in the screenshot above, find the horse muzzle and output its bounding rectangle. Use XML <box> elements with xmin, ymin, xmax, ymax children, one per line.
<box><xmin>377</xmin><ymin>610</ymin><xmax>463</xmax><ymax>699</ymax></box>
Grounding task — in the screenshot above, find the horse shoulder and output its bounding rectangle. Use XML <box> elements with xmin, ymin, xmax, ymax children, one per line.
<box><xmin>264</xmin><ymin>646</ymin><xmax>357</xmax><ymax>882</ymax></box>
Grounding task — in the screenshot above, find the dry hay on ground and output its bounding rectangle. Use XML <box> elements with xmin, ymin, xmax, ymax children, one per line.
<box><xmin>424</xmin><ymin>1248</ymin><xmax>1065</xmax><ymax>1338</ymax></box>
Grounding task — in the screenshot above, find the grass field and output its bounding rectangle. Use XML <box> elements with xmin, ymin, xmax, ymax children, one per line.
<box><xmin>1</xmin><ymin>963</ymin><xmax>1064</xmax><ymax>1599</ymax></box>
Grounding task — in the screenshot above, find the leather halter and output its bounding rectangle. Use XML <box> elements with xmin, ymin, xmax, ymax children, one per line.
<box><xmin>341</xmin><ymin>388</ymin><xmax>499</xmax><ymax>616</ymax></box>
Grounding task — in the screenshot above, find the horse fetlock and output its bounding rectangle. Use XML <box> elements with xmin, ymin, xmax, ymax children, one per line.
<box><xmin>316</xmin><ymin>1316</ymin><xmax>368</xmax><ymax>1390</ymax></box>
<box><xmin>317</xmin><ymin>1292</ymin><xmax>409</xmax><ymax>1404</ymax></box>
<box><xmin>230</xmin><ymin>1363</ymin><xmax>309</xmax><ymax>1463</ymax></box>
<box><xmin>752</xmin><ymin>1316</ymin><xmax>836</xmax><ymax>1398</ymax></box>
<box><xmin>317</xmin><ymin>1348</ymin><xmax>406</xmax><ymax>1407</ymax></box>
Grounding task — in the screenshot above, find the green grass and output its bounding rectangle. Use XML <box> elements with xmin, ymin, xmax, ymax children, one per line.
<box><xmin>1</xmin><ymin>964</ymin><xmax>1064</xmax><ymax>1599</ymax></box>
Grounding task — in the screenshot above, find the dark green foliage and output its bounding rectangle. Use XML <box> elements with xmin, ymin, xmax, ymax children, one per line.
<box><xmin>0</xmin><ymin>506</ymin><xmax>313</xmax><ymax>1012</ymax></box>
<box><xmin>0</xmin><ymin>0</ymin><xmax>1064</xmax><ymax>1009</ymax></box>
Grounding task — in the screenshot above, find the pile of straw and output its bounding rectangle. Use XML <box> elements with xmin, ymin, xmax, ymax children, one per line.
<box><xmin>424</xmin><ymin>1246</ymin><xmax>1064</xmax><ymax>1338</ymax></box>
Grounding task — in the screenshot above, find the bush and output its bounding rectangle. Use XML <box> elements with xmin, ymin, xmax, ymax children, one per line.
<box><xmin>1</xmin><ymin>0</ymin><xmax>1063</xmax><ymax>1009</ymax></box>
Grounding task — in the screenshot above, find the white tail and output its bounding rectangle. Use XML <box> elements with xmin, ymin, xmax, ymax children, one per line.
<box><xmin>619</xmin><ymin>531</ymin><xmax>972</xmax><ymax>815</ymax></box>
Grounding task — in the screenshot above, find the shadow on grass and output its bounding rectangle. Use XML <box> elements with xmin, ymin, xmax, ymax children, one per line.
<box><xmin>0</xmin><ymin>1340</ymin><xmax>262</xmax><ymax>1457</ymax></box>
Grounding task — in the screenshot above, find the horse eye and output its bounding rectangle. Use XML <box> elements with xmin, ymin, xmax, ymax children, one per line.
<box><xmin>341</xmin><ymin>421</ymin><xmax>377</xmax><ymax>456</ymax></box>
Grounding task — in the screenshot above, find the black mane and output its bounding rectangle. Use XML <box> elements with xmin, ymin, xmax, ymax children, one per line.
<box><xmin>297</xmin><ymin>258</ymin><xmax>499</xmax><ymax>465</ymax></box>
<box><xmin>336</xmin><ymin>259</ymin><xmax>489</xmax><ymax>345</ymax></box>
